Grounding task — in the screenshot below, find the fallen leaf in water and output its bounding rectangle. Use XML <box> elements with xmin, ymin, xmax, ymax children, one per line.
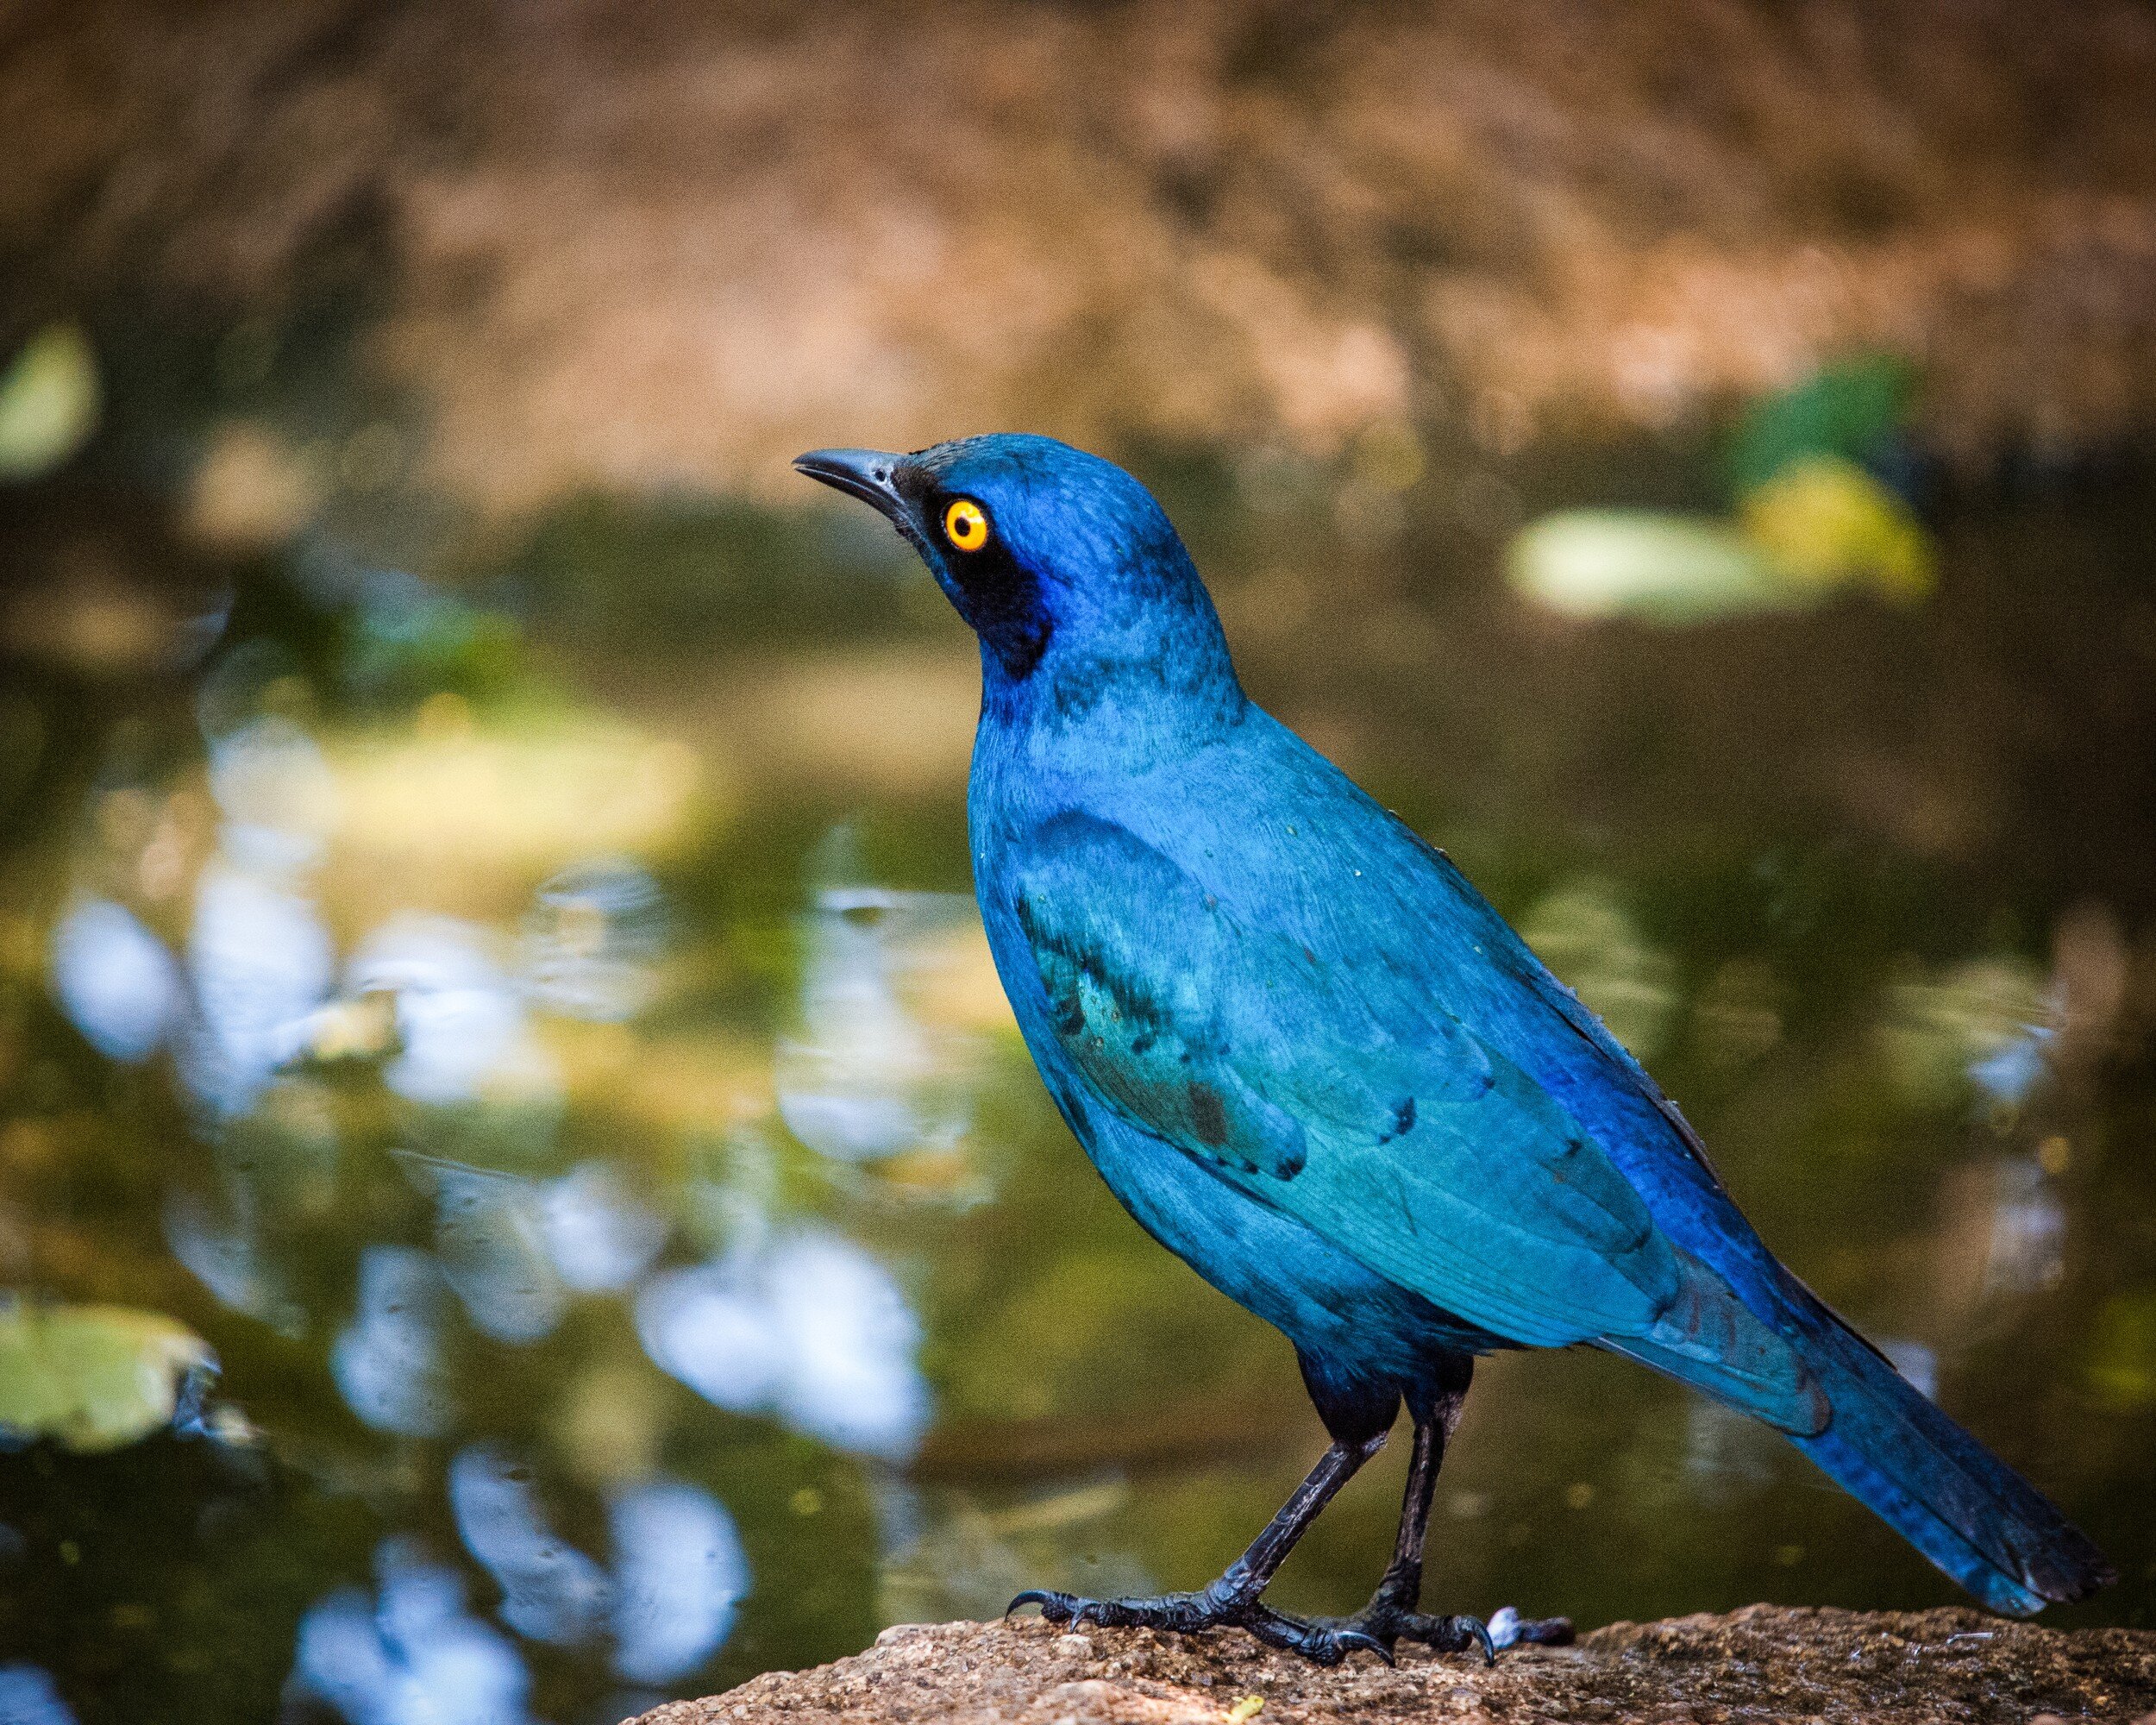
<box><xmin>1507</xmin><ymin>510</ymin><xmax>1787</xmax><ymax>621</ymax></box>
<box><xmin>0</xmin><ymin>323</ymin><xmax>100</xmax><ymax>480</ymax></box>
<box><xmin>0</xmin><ymin>1298</ymin><xmax>215</xmax><ymax>1451</ymax></box>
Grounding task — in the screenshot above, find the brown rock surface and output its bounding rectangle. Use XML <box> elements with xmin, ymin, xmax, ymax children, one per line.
<box><xmin>633</xmin><ymin>1608</ymin><xmax>2156</xmax><ymax>1724</ymax></box>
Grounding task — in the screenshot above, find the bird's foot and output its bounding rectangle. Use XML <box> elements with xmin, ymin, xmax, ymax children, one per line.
<box><xmin>1008</xmin><ymin>1582</ymin><xmax>1254</xmax><ymax>1636</ymax></box>
<box><xmin>1232</xmin><ymin>1601</ymin><xmax>1403</xmax><ymax>1665</ymax></box>
<box><xmin>1252</xmin><ymin>1599</ymin><xmax>1575</xmax><ymax>1668</ymax></box>
<box><xmin>1008</xmin><ymin>1584</ymin><xmax>1570</xmax><ymax>1670</ymax></box>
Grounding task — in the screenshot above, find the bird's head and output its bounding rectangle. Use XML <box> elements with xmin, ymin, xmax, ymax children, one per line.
<box><xmin>793</xmin><ymin>434</ymin><xmax>1239</xmax><ymax>714</ymax></box>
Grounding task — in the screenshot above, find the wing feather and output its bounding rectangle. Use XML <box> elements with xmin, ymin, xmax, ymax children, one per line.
<box><xmin>1012</xmin><ymin>812</ymin><xmax>1682</xmax><ymax>1348</ymax></box>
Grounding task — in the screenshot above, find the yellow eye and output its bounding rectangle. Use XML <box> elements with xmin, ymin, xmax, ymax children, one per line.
<box><xmin>943</xmin><ymin>498</ymin><xmax>989</xmax><ymax>552</ymax></box>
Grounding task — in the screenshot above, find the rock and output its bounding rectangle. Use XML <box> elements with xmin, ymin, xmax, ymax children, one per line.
<box><xmin>630</xmin><ymin>1607</ymin><xmax>2156</xmax><ymax>1724</ymax></box>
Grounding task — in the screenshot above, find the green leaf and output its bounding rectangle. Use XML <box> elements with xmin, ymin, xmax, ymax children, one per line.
<box><xmin>1725</xmin><ymin>354</ymin><xmax>1913</xmax><ymax>499</ymax></box>
<box><xmin>0</xmin><ymin>1297</ymin><xmax>215</xmax><ymax>1451</ymax></box>
<box><xmin>0</xmin><ymin>321</ymin><xmax>102</xmax><ymax>480</ymax></box>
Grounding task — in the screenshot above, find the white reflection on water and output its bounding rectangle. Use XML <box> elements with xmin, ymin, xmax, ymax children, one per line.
<box><xmin>608</xmin><ymin>1480</ymin><xmax>749</xmax><ymax>1684</ymax></box>
<box><xmin>1982</xmin><ymin>1157</ymin><xmax>2067</xmax><ymax>1298</ymax></box>
<box><xmin>331</xmin><ymin>1246</ymin><xmax>454</xmax><ymax>1437</ymax></box>
<box><xmin>349</xmin><ymin>916</ymin><xmax>557</xmax><ymax>1109</ymax></box>
<box><xmin>539</xmin><ymin>1163</ymin><xmax>667</xmax><ymax>1293</ymax></box>
<box><xmin>637</xmin><ymin>1226</ymin><xmax>929</xmax><ymax>1459</ymax></box>
<box><xmin>48</xmin><ymin>897</ymin><xmax>181</xmax><ymax>1061</ymax></box>
<box><xmin>424</xmin><ymin>1163</ymin><xmax>567</xmax><ymax>1346</ymax></box>
<box><xmin>776</xmin><ymin>885</ymin><xmax>977</xmax><ymax>1164</ymax></box>
<box><xmin>1968</xmin><ymin>1025</ymin><xmax>2056</xmax><ymax>1108</ymax></box>
<box><xmin>208</xmin><ymin>716</ymin><xmax>338</xmax><ymax>875</ymax></box>
<box><xmin>446</xmin><ymin>1449</ymin><xmax>747</xmax><ymax>1684</ymax></box>
<box><xmin>181</xmin><ymin>718</ymin><xmax>339</xmax><ymax>1115</ymax></box>
<box><xmin>292</xmin><ymin>1540</ymin><xmax>537</xmax><ymax>1725</ymax></box>
<box><xmin>449</xmin><ymin>1446</ymin><xmax>612</xmax><ymax>1646</ymax></box>
<box><xmin>164</xmin><ymin>1187</ymin><xmax>302</xmax><ymax>1333</ymax></box>
<box><xmin>523</xmin><ymin>859</ymin><xmax>667</xmax><ymax>1022</ymax></box>
<box><xmin>1877</xmin><ymin>1336</ymin><xmax>1939</xmax><ymax>1400</ymax></box>
<box><xmin>0</xmin><ymin>1664</ymin><xmax>77</xmax><ymax>1725</ymax></box>
<box><xmin>183</xmin><ymin>864</ymin><xmax>335</xmax><ymax>1116</ymax></box>
<box><xmin>1880</xmin><ymin>954</ymin><xmax>2058</xmax><ymax>1111</ymax></box>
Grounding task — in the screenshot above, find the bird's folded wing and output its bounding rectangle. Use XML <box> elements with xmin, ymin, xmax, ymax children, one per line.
<box><xmin>1011</xmin><ymin>812</ymin><xmax>1690</xmax><ymax>1349</ymax></box>
<box><xmin>1012</xmin><ymin>811</ymin><xmax>1827</xmax><ymax>1432</ymax></box>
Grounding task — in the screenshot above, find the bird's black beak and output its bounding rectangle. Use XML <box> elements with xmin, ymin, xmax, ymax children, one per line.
<box><xmin>793</xmin><ymin>448</ymin><xmax>911</xmax><ymax>524</ymax></box>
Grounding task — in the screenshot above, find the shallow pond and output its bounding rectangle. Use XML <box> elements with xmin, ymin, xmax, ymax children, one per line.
<box><xmin>2</xmin><ymin>437</ymin><xmax>2153</xmax><ymax>1725</ymax></box>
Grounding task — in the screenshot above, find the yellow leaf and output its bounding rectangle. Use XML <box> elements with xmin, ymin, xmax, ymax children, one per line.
<box><xmin>1739</xmin><ymin>454</ymin><xmax>1935</xmax><ymax>602</ymax></box>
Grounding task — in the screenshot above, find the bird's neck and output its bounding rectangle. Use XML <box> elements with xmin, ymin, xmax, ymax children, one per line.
<box><xmin>975</xmin><ymin>622</ymin><xmax>1250</xmax><ymax>788</ymax></box>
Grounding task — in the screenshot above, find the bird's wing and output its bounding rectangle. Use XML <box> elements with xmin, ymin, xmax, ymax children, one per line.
<box><xmin>1383</xmin><ymin>828</ymin><xmax>1849</xmax><ymax>1335</ymax></box>
<box><xmin>1012</xmin><ymin>810</ymin><xmax>1704</xmax><ymax>1352</ymax></box>
<box><xmin>1009</xmin><ymin>810</ymin><xmax>1823</xmax><ymax>1426</ymax></box>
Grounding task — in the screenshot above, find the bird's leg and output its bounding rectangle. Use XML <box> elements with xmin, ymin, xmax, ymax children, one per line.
<box><xmin>1008</xmin><ymin>1432</ymin><xmax>1388</xmax><ymax>1654</ymax></box>
<box><xmin>1268</xmin><ymin>1408</ymin><xmax>1575</xmax><ymax>1665</ymax></box>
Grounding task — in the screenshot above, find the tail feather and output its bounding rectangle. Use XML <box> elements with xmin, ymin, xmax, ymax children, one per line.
<box><xmin>1786</xmin><ymin>1314</ymin><xmax>2112</xmax><ymax>1614</ymax></box>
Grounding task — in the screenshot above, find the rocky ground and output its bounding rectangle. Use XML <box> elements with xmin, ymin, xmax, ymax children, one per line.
<box><xmin>634</xmin><ymin>1607</ymin><xmax>2156</xmax><ymax>1724</ymax></box>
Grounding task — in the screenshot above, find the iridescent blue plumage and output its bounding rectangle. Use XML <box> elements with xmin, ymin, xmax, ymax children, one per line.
<box><xmin>795</xmin><ymin>433</ymin><xmax>2110</xmax><ymax>1659</ymax></box>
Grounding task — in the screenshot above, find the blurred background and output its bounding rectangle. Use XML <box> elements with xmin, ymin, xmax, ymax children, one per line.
<box><xmin>3</xmin><ymin>3</ymin><xmax>2155</xmax><ymax>1721</ymax></box>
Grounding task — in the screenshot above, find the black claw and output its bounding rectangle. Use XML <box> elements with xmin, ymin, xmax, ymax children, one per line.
<box><xmin>1006</xmin><ymin>1589</ymin><xmax>1074</xmax><ymax>1623</ymax></box>
<box><xmin>1338</xmin><ymin>1629</ymin><xmax>1394</xmax><ymax>1665</ymax></box>
<box><xmin>1464</xmin><ymin>1615</ymin><xmax>1497</xmax><ymax>1666</ymax></box>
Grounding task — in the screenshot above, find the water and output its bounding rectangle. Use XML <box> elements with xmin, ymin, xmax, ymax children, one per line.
<box><xmin>2</xmin><ymin>442</ymin><xmax>2153</xmax><ymax>1725</ymax></box>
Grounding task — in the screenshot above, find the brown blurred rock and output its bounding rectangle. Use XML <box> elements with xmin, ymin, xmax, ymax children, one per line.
<box><xmin>631</xmin><ymin>1607</ymin><xmax>2156</xmax><ymax>1725</ymax></box>
<box><xmin>9</xmin><ymin>2</ymin><xmax>2156</xmax><ymax>514</ymax></box>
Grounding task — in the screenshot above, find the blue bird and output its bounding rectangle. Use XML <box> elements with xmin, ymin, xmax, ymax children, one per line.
<box><xmin>794</xmin><ymin>434</ymin><xmax>2111</xmax><ymax>1664</ymax></box>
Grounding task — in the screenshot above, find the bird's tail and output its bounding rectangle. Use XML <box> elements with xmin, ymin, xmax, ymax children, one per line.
<box><xmin>1784</xmin><ymin>1308</ymin><xmax>2112</xmax><ymax>1614</ymax></box>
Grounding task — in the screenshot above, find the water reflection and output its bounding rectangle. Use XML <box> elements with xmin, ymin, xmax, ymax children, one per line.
<box><xmin>1880</xmin><ymin>954</ymin><xmax>2055</xmax><ymax>1111</ymax></box>
<box><xmin>1877</xmin><ymin>1339</ymin><xmax>1940</xmax><ymax>1402</ymax></box>
<box><xmin>449</xmin><ymin>1446</ymin><xmax>611</xmax><ymax>1646</ymax></box>
<box><xmin>331</xmin><ymin>1246</ymin><xmax>454</xmax><ymax>1438</ymax></box>
<box><xmin>537</xmin><ymin>1163</ymin><xmax>665</xmax><ymax>1294</ymax></box>
<box><xmin>420</xmin><ymin>1161</ymin><xmax>567</xmax><ymax>1346</ymax></box>
<box><xmin>165</xmin><ymin>1186</ymin><xmax>291</xmax><ymax>1329</ymax></box>
<box><xmin>352</xmin><ymin>919</ymin><xmax>555</xmax><ymax>1111</ymax></box>
<box><xmin>48</xmin><ymin>899</ymin><xmax>180</xmax><ymax>1063</ymax></box>
<box><xmin>443</xmin><ymin>1451</ymin><xmax>749</xmax><ymax>1684</ymax></box>
<box><xmin>636</xmin><ymin>1227</ymin><xmax>928</xmax><ymax>1461</ymax></box>
<box><xmin>879</xmin><ymin>1480</ymin><xmax>1150</xmax><ymax>1627</ymax></box>
<box><xmin>777</xmin><ymin>878</ymin><xmax>981</xmax><ymax>1166</ymax></box>
<box><xmin>293</xmin><ymin>1540</ymin><xmax>539</xmax><ymax>1725</ymax></box>
<box><xmin>185</xmin><ymin>863</ymin><xmax>336</xmax><ymax>1117</ymax></box>
<box><xmin>3</xmin><ymin>477</ymin><xmax>2153</xmax><ymax>1725</ymax></box>
<box><xmin>1518</xmin><ymin>879</ymin><xmax>1678</xmax><ymax>1059</ymax></box>
<box><xmin>1681</xmin><ymin>1396</ymin><xmax>1783</xmax><ymax>1501</ymax></box>
<box><xmin>607</xmin><ymin>1481</ymin><xmax>749</xmax><ymax>1685</ymax></box>
<box><xmin>524</xmin><ymin>862</ymin><xmax>667</xmax><ymax>1024</ymax></box>
<box><xmin>206</xmin><ymin>717</ymin><xmax>338</xmax><ymax>875</ymax></box>
<box><xmin>1980</xmin><ymin>1160</ymin><xmax>2069</xmax><ymax>1301</ymax></box>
